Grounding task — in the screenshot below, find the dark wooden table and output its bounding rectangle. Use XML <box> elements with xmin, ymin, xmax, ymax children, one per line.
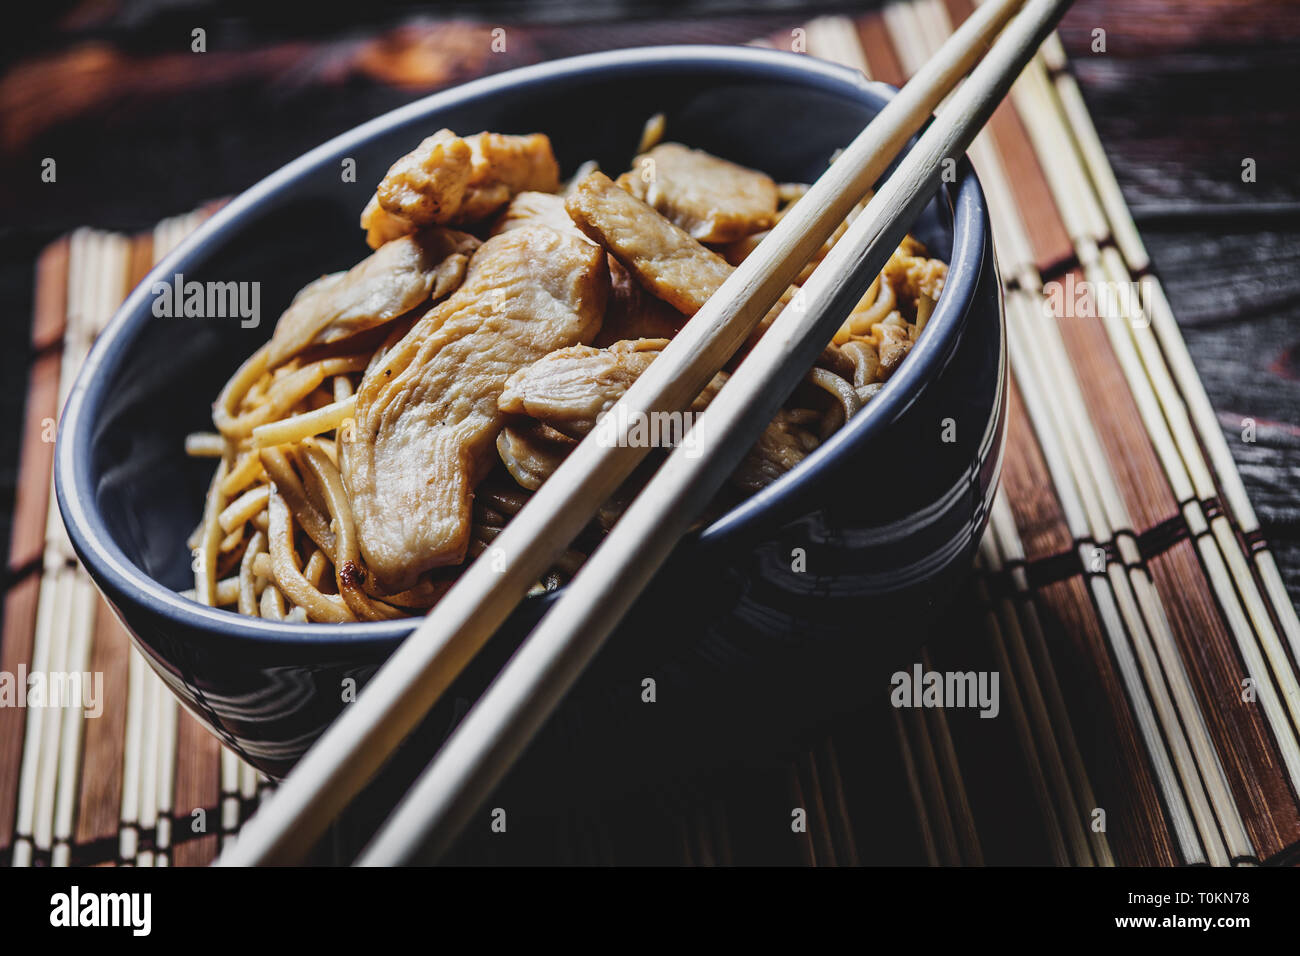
<box><xmin>1</xmin><ymin>0</ymin><xmax>1297</xmax><ymax>606</ymax></box>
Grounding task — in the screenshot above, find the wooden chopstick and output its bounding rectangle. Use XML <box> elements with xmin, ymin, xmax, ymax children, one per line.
<box><xmin>219</xmin><ymin>0</ymin><xmax>1033</xmax><ymax>868</ymax></box>
<box><xmin>355</xmin><ymin>0</ymin><xmax>1075</xmax><ymax>866</ymax></box>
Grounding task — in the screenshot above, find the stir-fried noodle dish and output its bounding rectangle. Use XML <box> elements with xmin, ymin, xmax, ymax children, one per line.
<box><xmin>184</xmin><ymin>119</ymin><xmax>948</xmax><ymax>622</ymax></box>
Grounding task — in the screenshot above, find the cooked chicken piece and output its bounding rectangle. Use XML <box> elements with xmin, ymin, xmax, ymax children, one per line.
<box><xmin>361</xmin><ymin>196</ymin><xmax>419</xmax><ymax>250</ymax></box>
<box><xmin>373</xmin><ymin>129</ymin><xmax>474</xmax><ymax>231</ymax></box>
<box><xmin>342</xmin><ymin>226</ymin><xmax>608</xmax><ymax>589</ymax></box>
<box><xmin>595</xmin><ymin>261</ymin><xmax>687</xmax><ymax>346</ymax></box>
<box><xmin>498</xmin><ymin>339</ymin><xmax>815</xmax><ymax>492</ymax></box>
<box><xmin>362</xmin><ymin>130</ymin><xmax>561</xmax><ymax>248</ymax></box>
<box><xmin>565</xmin><ymin>170</ymin><xmax>793</xmax><ymax>359</ymax></box>
<box><xmin>499</xmin><ymin>339</ymin><xmax>667</xmax><ymax>439</ymax></box>
<box><xmin>492</xmin><ymin>191</ymin><xmax>588</xmax><ymax>241</ymax></box>
<box><xmin>494</xmin><ymin>190</ymin><xmax>686</xmax><ymax>347</ymax></box>
<box><xmin>566</xmin><ymin>171</ymin><xmax>734</xmax><ymax>316</ymax></box>
<box><xmin>496</xmin><ymin>421</ymin><xmax>576</xmax><ymax>491</ymax></box>
<box><xmin>617</xmin><ymin>143</ymin><xmax>777</xmax><ymax>243</ymax></box>
<box><xmin>266</xmin><ymin>229</ymin><xmax>480</xmax><ymax>368</ymax></box>
<box><xmin>458</xmin><ymin>133</ymin><xmax>561</xmax><ymax>222</ymax></box>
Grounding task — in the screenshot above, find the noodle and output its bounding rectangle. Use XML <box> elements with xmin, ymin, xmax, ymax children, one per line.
<box><xmin>219</xmin><ymin>485</ymin><xmax>271</xmax><ymax>534</ymax></box>
<box><xmin>297</xmin><ymin>441</ymin><xmax>404</xmax><ymax>621</ymax></box>
<box><xmin>213</xmin><ymin>343</ymin><xmax>272</xmax><ymax>438</ymax></box>
<box><xmin>214</xmin><ymin>577</ymin><xmax>240</xmax><ymax>605</ymax></box>
<box><xmin>848</xmin><ymin>277</ymin><xmax>896</xmax><ymax>333</ymax></box>
<box><xmin>378</xmin><ymin>580</ymin><xmax>452</xmax><ymax>609</ymax></box>
<box><xmin>251</xmin><ymin>396</ymin><xmax>357</xmax><ymax>449</ymax></box>
<box><xmin>184</xmin><ymin>432</ymin><xmax>225</xmax><ymax>457</ymax></box>
<box><xmin>238</xmin><ymin>530</ymin><xmax>267</xmax><ymax>616</ymax></box>
<box><xmin>220</xmin><ymin>452</ymin><xmax>265</xmax><ymax>498</ymax></box>
<box><xmin>179</xmin><ymin>576</ymin><xmax>240</xmax><ymax>606</ymax></box>
<box><xmin>215</xmin><ymin>351</ymin><xmax>367</xmax><ymax>440</ymax></box>
<box><xmin>805</xmin><ymin>367</ymin><xmax>862</xmax><ymax>437</ymax></box>
<box><xmin>479</xmin><ymin>487</ymin><xmax>530</xmax><ymax>517</ymax></box>
<box><xmin>474</xmin><ymin>505</ymin><xmax>507</xmax><ymax>528</ymax></box>
<box><xmin>252</xmin><ymin>552</ymin><xmax>273</xmax><ymax>580</ymax></box>
<box><xmin>259</xmin><ymin>446</ymin><xmax>337</xmax><ymax>557</ymax></box>
<box><xmin>303</xmin><ymin>549</ymin><xmax>329</xmax><ymax>590</ymax></box>
<box><xmin>266</xmin><ymin>488</ymin><xmax>356</xmax><ymax>623</ymax></box>
<box><xmin>312</xmin><ymin>438</ymin><xmax>340</xmax><ymax>467</ymax></box>
<box><xmin>259</xmin><ymin>582</ymin><xmax>286</xmax><ymax>619</ymax></box>
<box><xmin>219</xmin><ymin>526</ymin><xmax>245</xmax><ymax>554</ymax></box>
<box><xmin>195</xmin><ymin>458</ymin><xmax>229</xmax><ymax>605</ymax></box>
<box><xmin>840</xmin><ymin>339</ymin><xmax>882</xmax><ymax>388</ymax></box>
<box><xmin>296</xmin><ymin>451</ymin><xmax>332</xmax><ymax>519</ymax></box>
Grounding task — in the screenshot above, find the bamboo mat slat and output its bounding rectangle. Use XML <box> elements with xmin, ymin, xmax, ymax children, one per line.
<box><xmin>73</xmin><ymin>598</ymin><xmax>129</xmax><ymax>855</ymax></box>
<box><xmin>1033</xmin><ymin>575</ymin><xmax>1180</xmax><ymax>866</ymax></box>
<box><xmin>3</xmin><ymin>4</ymin><xmax>1299</xmax><ymax>867</ymax></box>
<box><xmin>0</xmin><ymin>576</ymin><xmax>40</xmax><ymax>856</ymax></box>
<box><xmin>7</xmin><ymin>242</ymin><xmax>67</xmax><ymax>579</ymax></box>
<box><xmin>1</xmin><ymin>217</ymin><xmax>261</xmax><ymax>869</ymax></box>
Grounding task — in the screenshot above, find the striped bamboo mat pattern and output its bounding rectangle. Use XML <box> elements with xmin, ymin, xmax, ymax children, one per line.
<box><xmin>2</xmin><ymin>210</ymin><xmax>273</xmax><ymax>867</ymax></box>
<box><xmin>4</xmin><ymin>0</ymin><xmax>1300</xmax><ymax>866</ymax></box>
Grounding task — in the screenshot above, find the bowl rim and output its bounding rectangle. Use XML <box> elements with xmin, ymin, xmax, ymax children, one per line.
<box><xmin>55</xmin><ymin>43</ymin><xmax>989</xmax><ymax>648</ymax></box>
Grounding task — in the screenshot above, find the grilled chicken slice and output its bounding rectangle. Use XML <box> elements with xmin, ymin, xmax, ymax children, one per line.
<box><xmin>456</xmin><ymin>133</ymin><xmax>562</xmax><ymax>222</ymax></box>
<box><xmin>565</xmin><ymin>171</ymin><xmax>734</xmax><ymax>316</ymax></box>
<box><xmin>342</xmin><ymin>226</ymin><xmax>608</xmax><ymax>590</ymax></box>
<box><xmin>496</xmin><ymin>421</ymin><xmax>576</xmax><ymax>491</ymax></box>
<box><xmin>497</xmin><ymin>339</ymin><xmax>816</xmax><ymax>492</ymax></box>
<box><xmin>499</xmin><ymin>339</ymin><xmax>667</xmax><ymax>439</ymax></box>
<box><xmin>617</xmin><ymin>143</ymin><xmax>777</xmax><ymax>243</ymax></box>
<box><xmin>492</xmin><ymin>190</ymin><xmax>588</xmax><ymax>241</ymax></box>
<box><xmin>494</xmin><ymin>190</ymin><xmax>686</xmax><ymax>347</ymax></box>
<box><xmin>372</xmin><ymin>129</ymin><xmax>473</xmax><ymax>232</ymax></box>
<box><xmin>361</xmin><ymin>130</ymin><xmax>560</xmax><ymax>247</ymax></box>
<box><xmin>565</xmin><ymin>170</ymin><xmax>792</xmax><ymax>356</ymax></box>
<box><xmin>266</xmin><ymin>229</ymin><xmax>480</xmax><ymax>368</ymax></box>
<box><xmin>595</xmin><ymin>259</ymin><xmax>687</xmax><ymax>347</ymax></box>
<box><xmin>360</xmin><ymin>197</ymin><xmax>419</xmax><ymax>250</ymax></box>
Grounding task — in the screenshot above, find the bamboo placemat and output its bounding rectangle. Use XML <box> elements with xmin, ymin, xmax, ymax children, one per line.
<box><xmin>4</xmin><ymin>1</ymin><xmax>1299</xmax><ymax>867</ymax></box>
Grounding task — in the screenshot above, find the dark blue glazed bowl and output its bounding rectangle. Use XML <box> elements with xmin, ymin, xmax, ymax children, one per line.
<box><xmin>56</xmin><ymin>46</ymin><xmax>1005</xmax><ymax>790</ymax></box>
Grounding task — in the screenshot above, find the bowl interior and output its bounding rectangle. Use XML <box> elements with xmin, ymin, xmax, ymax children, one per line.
<box><xmin>67</xmin><ymin>49</ymin><xmax>960</xmax><ymax>634</ymax></box>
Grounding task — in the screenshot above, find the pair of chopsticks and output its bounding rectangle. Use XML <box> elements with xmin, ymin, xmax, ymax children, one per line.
<box><xmin>219</xmin><ymin>0</ymin><xmax>1073</xmax><ymax>866</ymax></box>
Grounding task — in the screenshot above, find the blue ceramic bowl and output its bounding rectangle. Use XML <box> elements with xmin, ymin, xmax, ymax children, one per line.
<box><xmin>56</xmin><ymin>46</ymin><xmax>1005</xmax><ymax>789</ymax></box>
